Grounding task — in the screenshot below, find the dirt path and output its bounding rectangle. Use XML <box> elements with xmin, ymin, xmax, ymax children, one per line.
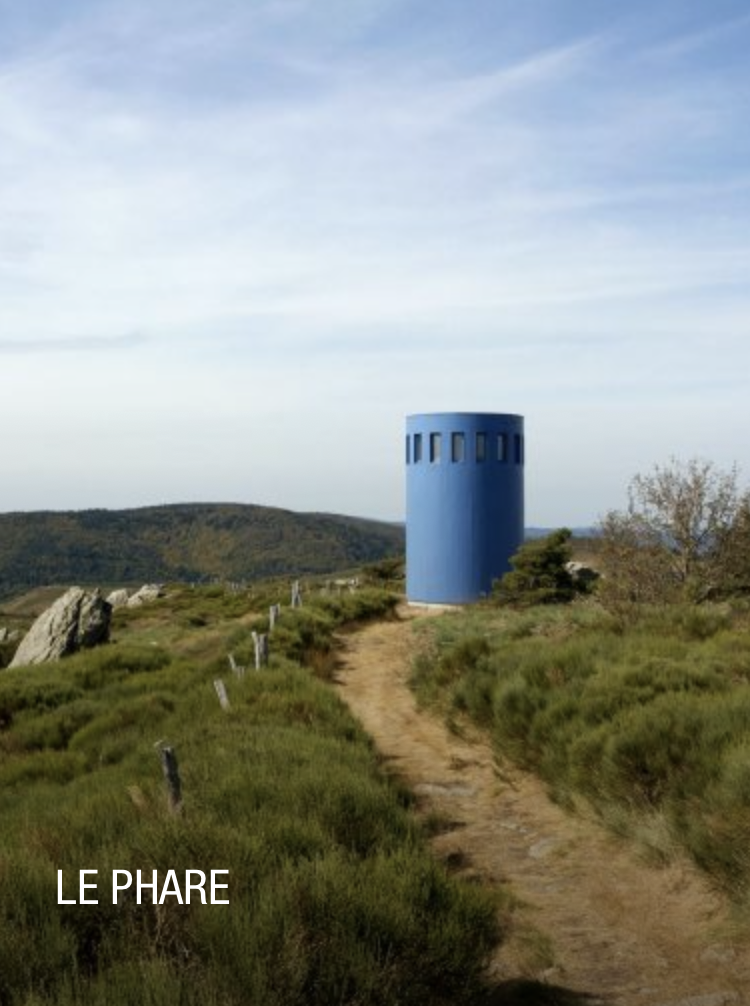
<box><xmin>334</xmin><ymin>610</ymin><xmax>750</xmax><ymax>1006</ymax></box>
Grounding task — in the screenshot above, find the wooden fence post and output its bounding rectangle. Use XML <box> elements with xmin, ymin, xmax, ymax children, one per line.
<box><xmin>269</xmin><ymin>604</ymin><xmax>281</xmax><ymax>631</ymax></box>
<box><xmin>156</xmin><ymin>743</ymin><xmax>182</xmax><ymax>813</ymax></box>
<box><xmin>252</xmin><ymin>631</ymin><xmax>269</xmax><ymax>669</ymax></box>
<box><xmin>291</xmin><ymin>581</ymin><xmax>302</xmax><ymax>608</ymax></box>
<box><xmin>228</xmin><ymin>652</ymin><xmax>246</xmax><ymax>678</ymax></box>
<box><xmin>214</xmin><ymin>678</ymin><xmax>231</xmax><ymax>710</ymax></box>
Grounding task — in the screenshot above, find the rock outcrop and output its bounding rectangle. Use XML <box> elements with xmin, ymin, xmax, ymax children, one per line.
<box><xmin>126</xmin><ymin>584</ymin><xmax>165</xmax><ymax>607</ymax></box>
<box><xmin>9</xmin><ymin>587</ymin><xmax>112</xmax><ymax>668</ymax></box>
<box><xmin>106</xmin><ymin>588</ymin><xmax>130</xmax><ymax>609</ymax></box>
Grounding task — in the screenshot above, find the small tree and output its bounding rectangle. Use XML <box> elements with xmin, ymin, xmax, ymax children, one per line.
<box><xmin>718</xmin><ymin>495</ymin><xmax>750</xmax><ymax>597</ymax></box>
<box><xmin>494</xmin><ymin>528</ymin><xmax>580</xmax><ymax>606</ymax></box>
<box><xmin>597</xmin><ymin>457</ymin><xmax>750</xmax><ymax>607</ymax></box>
<box><xmin>596</xmin><ymin>509</ymin><xmax>679</xmax><ymax>611</ymax></box>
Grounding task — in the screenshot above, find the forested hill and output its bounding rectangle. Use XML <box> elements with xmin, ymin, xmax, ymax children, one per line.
<box><xmin>0</xmin><ymin>503</ymin><xmax>404</xmax><ymax>597</ymax></box>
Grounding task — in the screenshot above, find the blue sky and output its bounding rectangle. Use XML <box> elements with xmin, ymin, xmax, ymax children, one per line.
<box><xmin>1</xmin><ymin>0</ymin><xmax>749</xmax><ymax>525</ymax></box>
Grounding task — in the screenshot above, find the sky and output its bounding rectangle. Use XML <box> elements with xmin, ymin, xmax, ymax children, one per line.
<box><xmin>1</xmin><ymin>0</ymin><xmax>749</xmax><ymax>526</ymax></box>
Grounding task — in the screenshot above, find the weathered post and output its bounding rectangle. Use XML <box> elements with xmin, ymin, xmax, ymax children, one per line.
<box><xmin>214</xmin><ymin>678</ymin><xmax>231</xmax><ymax>711</ymax></box>
<box><xmin>269</xmin><ymin>604</ymin><xmax>281</xmax><ymax>631</ymax></box>
<box><xmin>228</xmin><ymin>652</ymin><xmax>246</xmax><ymax>678</ymax></box>
<box><xmin>252</xmin><ymin>631</ymin><xmax>269</xmax><ymax>669</ymax></box>
<box><xmin>291</xmin><ymin>580</ymin><xmax>302</xmax><ymax>608</ymax></box>
<box><xmin>157</xmin><ymin>744</ymin><xmax>182</xmax><ymax>813</ymax></box>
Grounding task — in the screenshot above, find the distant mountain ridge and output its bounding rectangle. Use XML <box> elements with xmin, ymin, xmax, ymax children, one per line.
<box><xmin>525</xmin><ymin>527</ymin><xmax>598</xmax><ymax>540</ymax></box>
<box><xmin>0</xmin><ymin>503</ymin><xmax>405</xmax><ymax>598</ymax></box>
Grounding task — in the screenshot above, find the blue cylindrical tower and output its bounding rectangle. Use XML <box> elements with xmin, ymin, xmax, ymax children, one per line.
<box><xmin>406</xmin><ymin>412</ymin><xmax>524</xmax><ymax>604</ymax></box>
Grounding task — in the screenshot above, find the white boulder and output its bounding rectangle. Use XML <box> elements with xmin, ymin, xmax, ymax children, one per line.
<box><xmin>9</xmin><ymin>587</ymin><xmax>112</xmax><ymax>668</ymax></box>
<box><xmin>126</xmin><ymin>584</ymin><xmax>165</xmax><ymax>607</ymax></box>
<box><xmin>106</xmin><ymin>588</ymin><xmax>131</xmax><ymax>609</ymax></box>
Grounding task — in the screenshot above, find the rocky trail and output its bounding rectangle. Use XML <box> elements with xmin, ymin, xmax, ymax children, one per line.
<box><xmin>334</xmin><ymin>609</ymin><xmax>750</xmax><ymax>1006</ymax></box>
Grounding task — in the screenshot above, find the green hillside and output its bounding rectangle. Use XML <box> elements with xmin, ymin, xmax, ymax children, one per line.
<box><xmin>0</xmin><ymin>504</ymin><xmax>404</xmax><ymax>598</ymax></box>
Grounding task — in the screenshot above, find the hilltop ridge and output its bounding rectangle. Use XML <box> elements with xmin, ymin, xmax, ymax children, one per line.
<box><xmin>0</xmin><ymin>502</ymin><xmax>404</xmax><ymax>598</ymax></box>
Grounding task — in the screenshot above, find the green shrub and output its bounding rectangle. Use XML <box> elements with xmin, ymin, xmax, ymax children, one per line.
<box><xmin>11</xmin><ymin>700</ymin><xmax>104</xmax><ymax>752</ymax></box>
<box><xmin>0</xmin><ymin>676</ymin><xmax>84</xmax><ymax>718</ymax></box>
<box><xmin>0</xmin><ymin>638</ymin><xmax>19</xmax><ymax>669</ymax></box>
<box><xmin>0</xmin><ymin>581</ymin><xmax>497</xmax><ymax>1004</ymax></box>
<box><xmin>0</xmin><ymin>749</ymin><xmax>89</xmax><ymax>788</ymax></box>
<box><xmin>411</xmin><ymin>603</ymin><xmax>750</xmax><ymax>900</ymax></box>
<box><xmin>494</xmin><ymin>529</ymin><xmax>582</xmax><ymax>607</ymax></box>
<box><xmin>70</xmin><ymin>646</ymin><xmax>173</xmax><ymax>690</ymax></box>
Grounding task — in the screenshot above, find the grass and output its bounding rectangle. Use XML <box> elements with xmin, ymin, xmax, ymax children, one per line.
<box><xmin>410</xmin><ymin>599</ymin><xmax>750</xmax><ymax>903</ymax></box>
<box><xmin>0</xmin><ymin>583</ymin><xmax>499</xmax><ymax>1005</ymax></box>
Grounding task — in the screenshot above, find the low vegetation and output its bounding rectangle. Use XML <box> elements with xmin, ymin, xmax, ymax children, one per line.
<box><xmin>0</xmin><ymin>583</ymin><xmax>498</xmax><ymax>1005</ymax></box>
<box><xmin>451</xmin><ymin>458</ymin><xmax>750</xmax><ymax>900</ymax></box>
<box><xmin>411</xmin><ymin>599</ymin><xmax>750</xmax><ymax>903</ymax></box>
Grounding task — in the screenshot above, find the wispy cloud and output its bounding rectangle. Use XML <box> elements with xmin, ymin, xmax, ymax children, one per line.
<box><xmin>0</xmin><ymin>332</ymin><xmax>147</xmax><ymax>353</ymax></box>
<box><xmin>1</xmin><ymin>0</ymin><xmax>750</xmax><ymax>522</ymax></box>
<box><xmin>641</xmin><ymin>11</ymin><xmax>750</xmax><ymax>60</ymax></box>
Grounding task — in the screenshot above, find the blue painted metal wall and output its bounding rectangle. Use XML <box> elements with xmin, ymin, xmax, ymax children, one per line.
<box><xmin>406</xmin><ymin>412</ymin><xmax>524</xmax><ymax>604</ymax></box>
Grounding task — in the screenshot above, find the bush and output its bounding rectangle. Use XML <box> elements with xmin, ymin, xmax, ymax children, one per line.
<box><xmin>411</xmin><ymin>602</ymin><xmax>750</xmax><ymax>901</ymax></box>
<box><xmin>494</xmin><ymin>529</ymin><xmax>583</xmax><ymax>607</ymax></box>
<box><xmin>0</xmin><ymin>581</ymin><xmax>498</xmax><ymax>1004</ymax></box>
